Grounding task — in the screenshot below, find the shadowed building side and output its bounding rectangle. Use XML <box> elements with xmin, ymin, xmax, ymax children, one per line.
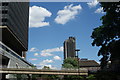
<box><xmin>0</xmin><ymin>2</ymin><xmax>29</xmax><ymax>58</ymax></box>
<box><xmin>0</xmin><ymin>2</ymin><xmax>33</xmax><ymax>80</ymax></box>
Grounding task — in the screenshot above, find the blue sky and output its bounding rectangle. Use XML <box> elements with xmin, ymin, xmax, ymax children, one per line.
<box><xmin>27</xmin><ymin>1</ymin><xmax>105</xmax><ymax>69</ymax></box>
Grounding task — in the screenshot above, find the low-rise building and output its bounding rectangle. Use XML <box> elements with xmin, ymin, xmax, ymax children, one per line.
<box><xmin>79</xmin><ymin>59</ymin><xmax>100</xmax><ymax>72</ymax></box>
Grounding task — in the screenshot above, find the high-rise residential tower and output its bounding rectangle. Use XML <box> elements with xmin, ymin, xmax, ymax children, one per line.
<box><xmin>64</xmin><ymin>37</ymin><xmax>76</xmax><ymax>59</ymax></box>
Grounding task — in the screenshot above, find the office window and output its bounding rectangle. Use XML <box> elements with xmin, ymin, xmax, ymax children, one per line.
<box><xmin>2</xmin><ymin>3</ymin><xmax>8</xmax><ymax>6</ymax></box>
<box><xmin>2</xmin><ymin>10</ymin><xmax>8</xmax><ymax>14</ymax></box>
<box><xmin>2</xmin><ymin>18</ymin><xmax>7</xmax><ymax>22</ymax></box>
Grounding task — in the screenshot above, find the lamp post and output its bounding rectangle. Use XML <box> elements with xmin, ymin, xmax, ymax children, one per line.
<box><xmin>75</xmin><ymin>49</ymin><xmax>80</xmax><ymax>77</ymax></box>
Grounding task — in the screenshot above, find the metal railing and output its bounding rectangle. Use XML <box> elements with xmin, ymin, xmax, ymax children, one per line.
<box><xmin>0</xmin><ymin>41</ymin><xmax>33</xmax><ymax>66</ymax></box>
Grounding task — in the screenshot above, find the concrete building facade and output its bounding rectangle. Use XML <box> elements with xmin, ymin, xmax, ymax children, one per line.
<box><xmin>64</xmin><ymin>37</ymin><xmax>76</xmax><ymax>59</ymax></box>
<box><xmin>0</xmin><ymin>2</ymin><xmax>29</xmax><ymax>57</ymax></box>
<box><xmin>0</xmin><ymin>2</ymin><xmax>32</xmax><ymax>79</ymax></box>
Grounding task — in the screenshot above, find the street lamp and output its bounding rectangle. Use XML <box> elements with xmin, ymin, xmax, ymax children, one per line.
<box><xmin>75</xmin><ymin>49</ymin><xmax>80</xmax><ymax>77</ymax></box>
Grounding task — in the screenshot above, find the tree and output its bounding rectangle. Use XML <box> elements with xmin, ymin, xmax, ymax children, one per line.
<box><xmin>41</xmin><ymin>66</ymin><xmax>59</xmax><ymax>80</ymax></box>
<box><xmin>62</xmin><ymin>57</ymin><xmax>78</xmax><ymax>69</ymax></box>
<box><xmin>62</xmin><ymin>57</ymin><xmax>83</xmax><ymax>80</ymax></box>
<box><xmin>42</xmin><ymin>66</ymin><xmax>50</xmax><ymax>70</ymax></box>
<box><xmin>86</xmin><ymin>74</ymin><xmax>96</xmax><ymax>80</ymax></box>
<box><xmin>91</xmin><ymin>2</ymin><xmax>120</xmax><ymax>69</ymax></box>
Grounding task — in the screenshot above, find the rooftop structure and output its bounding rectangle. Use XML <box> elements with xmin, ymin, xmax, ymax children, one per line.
<box><xmin>79</xmin><ymin>59</ymin><xmax>100</xmax><ymax>72</ymax></box>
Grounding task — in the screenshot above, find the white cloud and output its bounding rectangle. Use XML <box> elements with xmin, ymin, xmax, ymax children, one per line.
<box><xmin>34</xmin><ymin>53</ymin><xmax>39</xmax><ymax>56</ymax></box>
<box><xmin>87</xmin><ymin>0</ymin><xmax>99</xmax><ymax>8</ymax></box>
<box><xmin>38</xmin><ymin>59</ymin><xmax>54</xmax><ymax>68</ymax></box>
<box><xmin>33</xmin><ymin>64</ymin><xmax>36</xmax><ymax>66</ymax></box>
<box><xmin>95</xmin><ymin>7</ymin><xmax>104</xmax><ymax>14</ymax></box>
<box><xmin>53</xmin><ymin>56</ymin><xmax>61</xmax><ymax>60</ymax></box>
<box><xmin>55</xmin><ymin>4</ymin><xmax>82</xmax><ymax>25</ymax></box>
<box><xmin>29</xmin><ymin>6</ymin><xmax>52</xmax><ymax>28</ymax></box>
<box><xmin>29</xmin><ymin>58</ymin><xmax>37</xmax><ymax>61</ymax></box>
<box><xmin>42</xmin><ymin>59</ymin><xmax>53</xmax><ymax>63</ymax></box>
<box><xmin>41</xmin><ymin>46</ymin><xmax>63</xmax><ymax>53</ymax></box>
<box><xmin>40</xmin><ymin>52</ymin><xmax>53</xmax><ymax>57</ymax></box>
<box><xmin>29</xmin><ymin>47</ymin><xmax>39</xmax><ymax>52</ymax></box>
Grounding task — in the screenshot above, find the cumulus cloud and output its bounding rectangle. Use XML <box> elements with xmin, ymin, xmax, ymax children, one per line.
<box><xmin>87</xmin><ymin>0</ymin><xmax>99</xmax><ymax>8</ymax></box>
<box><xmin>29</xmin><ymin>47</ymin><xmax>39</xmax><ymax>52</ymax></box>
<box><xmin>95</xmin><ymin>7</ymin><xmax>104</xmax><ymax>14</ymax></box>
<box><xmin>34</xmin><ymin>53</ymin><xmax>39</xmax><ymax>56</ymax></box>
<box><xmin>40</xmin><ymin>52</ymin><xmax>53</xmax><ymax>57</ymax></box>
<box><xmin>29</xmin><ymin>58</ymin><xmax>37</xmax><ymax>61</ymax></box>
<box><xmin>42</xmin><ymin>59</ymin><xmax>53</xmax><ymax>63</ymax></box>
<box><xmin>37</xmin><ymin>59</ymin><xmax>57</xmax><ymax>69</ymax></box>
<box><xmin>38</xmin><ymin>59</ymin><xmax>54</xmax><ymax>68</ymax></box>
<box><xmin>55</xmin><ymin>4</ymin><xmax>82</xmax><ymax>25</ymax></box>
<box><xmin>29</xmin><ymin>6</ymin><xmax>52</xmax><ymax>28</ymax></box>
<box><xmin>41</xmin><ymin>46</ymin><xmax>63</xmax><ymax>53</ymax></box>
<box><xmin>30</xmin><ymin>46</ymin><xmax>63</xmax><ymax>57</ymax></box>
<box><xmin>53</xmin><ymin>56</ymin><xmax>61</xmax><ymax>60</ymax></box>
<box><xmin>33</xmin><ymin>64</ymin><xmax>36</xmax><ymax>66</ymax></box>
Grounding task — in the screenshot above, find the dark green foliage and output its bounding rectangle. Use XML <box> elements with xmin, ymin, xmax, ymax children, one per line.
<box><xmin>42</xmin><ymin>66</ymin><xmax>50</xmax><ymax>70</ymax></box>
<box><xmin>41</xmin><ymin>66</ymin><xmax>59</xmax><ymax>80</ymax></box>
<box><xmin>62</xmin><ymin>57</ymin><xmax>84</xmax><ymax>80</ymax></box>
<box><xmin>32</xmin><ymin>74</ymin><xmax>40</xmax><ymax>79</ymax></box>
<box><xmin>62</xmin><ymin>57</ymin><xmax>78</xmax><ymax>69</ymax></box>
<box><xmin>86</xmin><ymin>74</ymin><xmax>96</xmax><ymax>80</ymax></box>
<box><xmin>41</xmin><ymin>74</ymin><xmax>59</xmax><ymax>80</ymax></box>
<box><xmin>62</xmin><ymin>63</ymin><xmax>74</xmax><ymax>68</ymax></box>
<box><xmin>63</xmin><ymin>75</ymin><xmax>84</xmax><ymax>80</ymax></box>
<box><xmin>95</xmin><ymin>71</ymin><xmax>120</xmax><ymax>80</ymax></box>
<box><xmin>91</xmin><ymin>2</ymin><xmax>120</xmax><ymax>69</ymax></box>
